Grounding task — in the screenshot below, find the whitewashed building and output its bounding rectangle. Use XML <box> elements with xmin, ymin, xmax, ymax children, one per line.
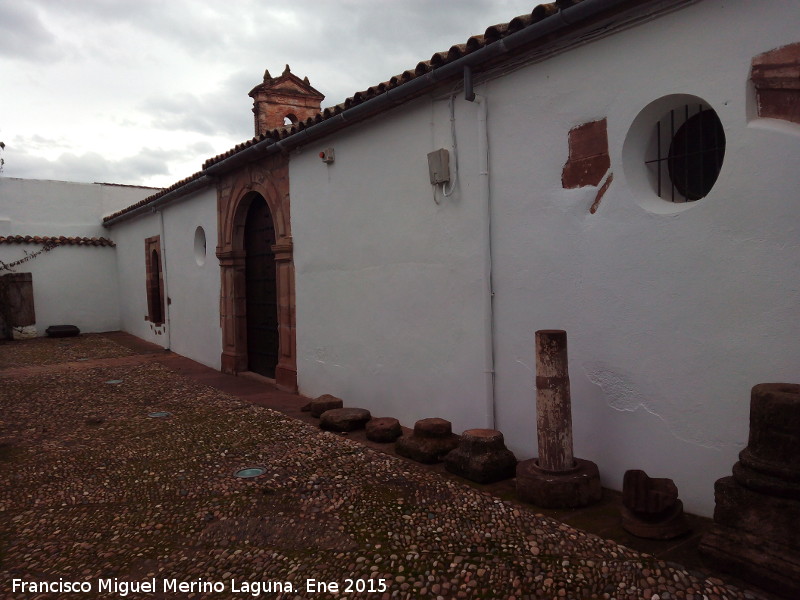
<box><xmin>7</xmin><ymin>0</ymin><xmax>800</xmax><ymax>517</ymax></box>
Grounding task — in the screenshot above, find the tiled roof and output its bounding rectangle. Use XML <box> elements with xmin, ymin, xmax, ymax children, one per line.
<box><xmin>106</xmin><ymin>0</ymin><xmax>649</xmax><ymax>225</ymax></box>
<box><xmin>203</xmin><ymin>1</ymin><xmax>564</xmax><ymax>170</ymax></box>
<box><xmin>0</xmin><ymin>235</ymin><xmax>116</xmax><ymax>247</ymax></box>
<box><xmin>102</xmin><ymin>171</ymin><xmax>205</xmax><ymax>223</ymax></box>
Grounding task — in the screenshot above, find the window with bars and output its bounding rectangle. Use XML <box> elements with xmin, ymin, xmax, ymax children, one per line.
<box><xmin>645</xmin><ymin>104</ymin><xmax>725</xmax><ymax>202</ymax></box>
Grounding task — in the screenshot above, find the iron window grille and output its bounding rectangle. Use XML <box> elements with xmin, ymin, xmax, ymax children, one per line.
<box><xmin>645</xmin><ymin>104</ymin><xmax>725</xmax><ymax>202</ymax></box>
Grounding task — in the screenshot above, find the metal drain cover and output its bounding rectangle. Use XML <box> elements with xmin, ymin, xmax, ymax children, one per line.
<box><xmin>234</xmin><ymin>467</ymin><xmax>265</xmax><ymax>479</ymax></box>
<box><xmin>104</xmin><ymin>379</ymin><xmax>123</xmax><ymax>385</ymax></box>
<box><xmin>148</xmin><ymin>411</ymin><xmax>172</xmax><ymax>418</ymax></box>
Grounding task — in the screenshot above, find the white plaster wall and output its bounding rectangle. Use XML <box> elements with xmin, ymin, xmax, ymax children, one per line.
<box><xmin>161</xmin><ymin>188</ymin><xmax>222</xmax><ymax>370</ymax></box>
<box><xmin>109</xmin><ymin>186</ymin><xmax>221</xmax><ymax>370</ymax></box>
<box><xmin>291</xmin><ymin>97</ymin><xmax>491</xmax><ymax>434</ymax></box>
<box><xmin>0</xmin><ymin>177</ymin><xmax>157</xmax><ymax>237</ymax></box>
<box><xmin>290</xmin><ymin>1</ymin><xmax>800</xmax><ymax>516</ymax></box>
<box><xmin>109</xmin><ymin>210</ymin><xmax>163</xmax><ymax>344</ymax></box>
<box><xmin>0</xmin><ymin>178</ymin><xmax>156</xmax><ymax>333</ymax></box>
<box><xmin>0</xmin><ymin>244</ymin><xmax>120</xmax><ymax>333</ymax></box>
<box><xmin>485</xmin><ymin>0</ymin><xmax>800</xmax><ymax>516</ymax></box>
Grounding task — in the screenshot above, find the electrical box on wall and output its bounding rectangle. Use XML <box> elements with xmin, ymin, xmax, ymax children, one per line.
<box><xmin>319</xmin><ymin>148</ymin><xmax>335</xmax><ymax>164</ymax></box>
<box><xmin>427</xmin><ymin>148</ymin><xmax>450</xmax><ymax>184</ymax></box>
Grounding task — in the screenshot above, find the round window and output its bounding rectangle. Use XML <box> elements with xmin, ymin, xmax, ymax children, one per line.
<box><xmin>623</xmin><ymin>95</ymin><xmax>726</xmax><ymax>213</ymax></box>
<box><xmin>194</xmin><ymin>226</ymin><xmax>206</xmax><ymax>266</ymax></box>
<box><xmin>666</xmin><ymin>109</ymin><xmax>725</xmax><ymax>201</ymax></box>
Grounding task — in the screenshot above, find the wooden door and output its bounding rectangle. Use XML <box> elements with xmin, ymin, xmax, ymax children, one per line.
<box><xmin>244</xmin><ymin>196</ymin><xmax>279</xmax><ymax>377</ymax></box>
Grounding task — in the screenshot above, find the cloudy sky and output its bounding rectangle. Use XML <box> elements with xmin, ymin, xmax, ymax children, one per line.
<box><xmin>1</xmin><ymin>0</ymin><xmax>536</xmax><ymax>188</ymax></box>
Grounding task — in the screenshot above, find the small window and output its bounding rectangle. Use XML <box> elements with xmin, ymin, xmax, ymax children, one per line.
<box><xmin>194</xmin><ymin>226</ymin><xmax>206</xmax><ymax>266</ymax></box>
<box><xmin>645</xmin><ymin>104</ymin><xmax>725</xmax><ymax>202</ymax></box>
<box><xmin>283</xmin><ymin>113</ymin><xmax>298</xmax><ymax>126</ymax></box>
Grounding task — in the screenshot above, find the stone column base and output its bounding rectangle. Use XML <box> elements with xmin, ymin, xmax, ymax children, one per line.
<box><xmin>516</xmin><ymin>457</ymin><xmax>602</xmax><ymax>508</ymax></box>
<box><xmin>620</xmin><ymin>500</ymin><xmax>690</xmax><ymax>540</ymax></box>
<box><xmin>699</xmin><ymin>524</ymin><xmax>800</xmax><ymax>599</ymax></box>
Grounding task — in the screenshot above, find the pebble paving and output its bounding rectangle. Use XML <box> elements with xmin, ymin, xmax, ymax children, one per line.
<box><xmin>0</xmin><ymin>338</ymin><xmax>770</xmax><ymax>599</ymax></box>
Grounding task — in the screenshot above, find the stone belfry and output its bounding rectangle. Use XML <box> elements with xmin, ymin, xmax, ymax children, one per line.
<box><xmin>249</xmin><ymin>64</ymin><xmax>325</xmax><ymax>136</ymax></box>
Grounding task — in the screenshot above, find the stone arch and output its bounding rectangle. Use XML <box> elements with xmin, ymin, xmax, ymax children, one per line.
<box><xmin>216</xmin><ymin>155</ymin><xmax>296</xmax><ymax>391</ymax></box>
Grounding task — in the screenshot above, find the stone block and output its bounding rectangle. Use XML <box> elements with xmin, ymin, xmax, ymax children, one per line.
<box><xmin>395</xmin><ymin>418</ymin><xmax>459</xmax><ymax>464</ymax></box>
<box><xmin>711</xmin><ymin>475</ymin><xmax>800</xmax><ymax>552</ymax></box>
<box><xmin>700</xmin><ymin>382</ymin><xmax>800</xmax><ymax>597</ymax></box>
<box><xmin>310</xmin><ymin>394</ymin><xmax>344</xmax><ymax>418</ymax></box>
<box><xmin>444</xmin><ymin>429</ymin><xmax>517</xmax><ymax>484</ymax></box>
<box><xmin>45</xmin><ymin>325</ymin><xmax>80</xmax><ymax>338</ymax></box>
<box><xmin>516</xmin><ymin>457</ymin><xmax>601</xmax><ymax>509</ymax></box>
<box><xmin>366</xmin><ymin>417</ymin><xmax>402</xmax><ymax>443</ymax></box>
<box><xmin>620</xmin><ymin>469</ymin><xmax>689</xmax><ymax>540</ymax></box>
<box><xmin>319</xmin><ymin>408</ymin><xmax>371</xmax><ymax>432</ymax></box>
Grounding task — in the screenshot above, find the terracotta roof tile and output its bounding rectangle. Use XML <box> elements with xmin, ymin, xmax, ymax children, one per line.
<box><xmin>0</xmin><ymin>235</ymin><xmax>116</xmax><ymax>247</ymax></box>
<box><xmin>101</xmin><ymin>171</ymin><xmax>205</xmax><ymax>223</ymax></box>
<box><xmin>202</xmin><ymin>1</ymin><xmax>567</xmax><ymax>170</ymax></box>
<box><xmin>110</xmin><ymin>0</ymin><xmax>581</xmax><ymax>221</ymax></box>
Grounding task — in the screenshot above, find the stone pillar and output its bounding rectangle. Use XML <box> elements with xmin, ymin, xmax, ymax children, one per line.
<box><xmin>699</xmin><ymin>383</ymin><xmax>800</xmax><ymax>598</ymax></box>
<box><xmin>272</xmin><ymin>239</ymin><xmax>297</xmax><ymax>392</ymax></box>
<box><xmin>535</xmin><ymin>330</ymin><xmax>574</xmax><ymax>472</ymax></box>
<box><xmin>516</xmin><ymin>330</ymin><xmax>601</xmax><ymax>508</ymax></box>
<box><xmin>218</xmin><ymin>249</ymin><xmax>248</xmax><ymax>374</ymax></box>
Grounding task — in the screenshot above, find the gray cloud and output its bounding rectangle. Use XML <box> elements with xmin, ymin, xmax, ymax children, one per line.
<box><xmin>0</xmin><ymin>1</ymin><xmax>62</xmax><ymax>62</ymax></box>
<box><xmin>3</xmin><ymin>145</ymin><xmax>193</xmax><ymax>185</ymax></box>
<box><xmin>5</xmin><ymin>0</ymin><xmax>535</xmax><ymax>186</ymax></box>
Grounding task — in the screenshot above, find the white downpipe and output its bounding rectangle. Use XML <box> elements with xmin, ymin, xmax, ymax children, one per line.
<box><xmin>474</xmin><ymin>93</ymin><xmax>496</xmax><ymax>430</ymax></box>
<box><xmin>157</xmin><ymin>208</ymin><xmax>171</xmax><ymax>350</ymax></box>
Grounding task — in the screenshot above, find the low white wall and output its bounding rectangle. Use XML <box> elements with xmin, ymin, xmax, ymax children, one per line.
<box><xmin>289</xmin><ymin>1</ymin><xmax>800</xmax><ymax>517</ymax></box>
<box><xmin>109</xmin><ymin>186</ymin><xmax>222</xmax><ymax>370</ymax></box>
<box><xmin>0</xmin><ymin>244</ymin><xmax>120</xmax><ymax>334</ymax></box>
<box><xmin>0</xmin><ymin>178</ymin><xmax>156</xmax><ymax>334</ymax></box>
<box><xmin>0</xmin><ymin>178</ymin><xmax>156</xmax><ymax>238</ymax></box>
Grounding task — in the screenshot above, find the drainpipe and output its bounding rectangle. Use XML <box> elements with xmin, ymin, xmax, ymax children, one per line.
<box><xmin>156</xmin><ymin>208</ymin><xmax>171</xmax><ymax>350</ymax></box>
<box><xmin>465</xmin><ymin>66</ymin><xmax>496</xmax><ymax>430</ymax></box>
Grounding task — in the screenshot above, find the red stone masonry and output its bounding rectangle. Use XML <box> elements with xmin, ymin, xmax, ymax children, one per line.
<box><xmin>250</xmin><ymin>65</ymin><xmax>325</xmax><ymax>136</ymax></box>
<box><xmin>216</xmin><ymin>154</ymin><xmax>298</xmax><ymax>392</ymax></box>
<box><xmin>751</xmin><ymin>42</ymin><xmax>800</xmax><ymax>125</ymax></box>
<box><xmin>562</xmin><ymin>118</ymin><xmax>610</xmax><ymax>189</ymax></box>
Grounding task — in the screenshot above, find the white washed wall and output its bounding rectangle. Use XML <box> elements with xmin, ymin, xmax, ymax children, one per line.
<box><xmin>291</xmin><ymin>98</ymin><xmax>490</xmax><ymax>434</ymax></box>
<box><xmin>0</xmin><ymin>178</ymin><xmax>155</xmax><ymax>333</ymax></box>
<box><xmin>290</xmin><ymin>1</ymin><xmax>800</xmax><ymax>516</ymax></box>
<box><xmin>109</xmin><ymin>186</ymin><xmax>222</xmax><ymax>370</ymax></box>
<box><xmin>160</xmin><ymin>188</ymin><xmax>222</xmax><ymax>370</ymax></box>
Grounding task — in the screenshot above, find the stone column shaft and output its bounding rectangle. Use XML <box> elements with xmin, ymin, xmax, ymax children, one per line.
<box><xmin>535</xmin><ymin>329</ymin><xmax>574</xmax><ymax>472</ymax></box>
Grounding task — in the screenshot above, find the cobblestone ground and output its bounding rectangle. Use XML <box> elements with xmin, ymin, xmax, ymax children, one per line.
<box><xmin>0</xmin><ymin>335</ymin><xmax>134</xmax><ymax>369</ymax></box>
<box><xmin>0</xmin><ymin>338</ymin><xmax>768</xmax><ymax>599</ymax></box>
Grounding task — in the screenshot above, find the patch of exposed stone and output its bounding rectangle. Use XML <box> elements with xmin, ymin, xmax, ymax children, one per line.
<box><xmin>0</xmin><ymin>358</ymin><xmax>769</xmax><ymax>599</ymax></box>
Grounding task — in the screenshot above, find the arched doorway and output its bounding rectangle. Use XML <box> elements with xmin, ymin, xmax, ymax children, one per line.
<box><xmin>243</xmin><ymin>194</ymin><xmax>279</xmax><ymax>378</ymax></box>
<box><xmin>216</xmin><ymin>155</ymin><xmax>297</xmax><ymax>392</ymax></box>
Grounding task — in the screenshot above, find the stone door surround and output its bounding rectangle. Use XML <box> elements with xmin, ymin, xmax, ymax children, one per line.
<box><xmin>216</xmin><ymin>156</ymin><xmax>297</xmax><ymax>392</ymax></box>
